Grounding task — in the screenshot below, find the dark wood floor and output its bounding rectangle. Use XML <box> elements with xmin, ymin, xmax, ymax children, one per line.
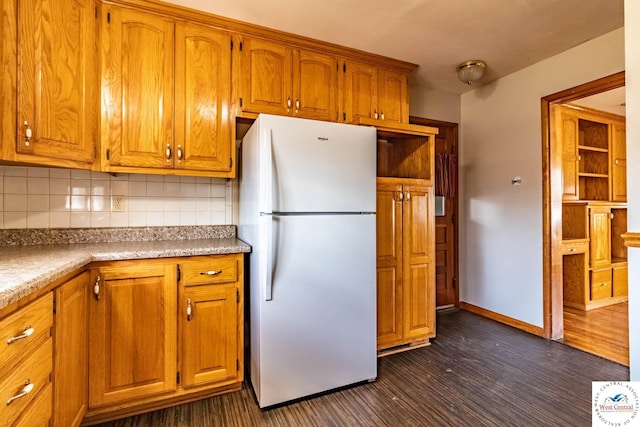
<box><xmin>562</xmin><ymin>302</ymin><xmax>629</xmax><ymax>366</ymax></box>
<box><xmin>94</xmin><ymin>310</ymin><xmax>629</xmax><ymax>427</ymax></box>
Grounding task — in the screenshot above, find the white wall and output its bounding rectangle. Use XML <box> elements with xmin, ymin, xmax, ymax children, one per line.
<box><xmin>625</xmin><ymin>0</ymin><xmax>640</xmax><ymax>380</ymax></box>
<box><xmin>0</xmin><ymin>166</ymin><xmax>234</xmax><ymax>229</ymax></box>
<box><xmin>458</xmin><ymin>28</ymin><xmax>625</xmax><ymax>327</ymax></box>
<box><xmin>409</xmin><ymin>87</ymin><xmax>460</xmax><ymax>123</ymax></box>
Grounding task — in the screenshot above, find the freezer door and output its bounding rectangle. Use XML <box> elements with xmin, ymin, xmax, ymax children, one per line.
<box><xmin>255</xmin><ymin>214</ymin><xmax>377</xmax><ymax>407</ymax></box>
<box><xmin>259</xmin><ymin>115</ymin><xmax>377</xmax><ymax>213</ymax></box>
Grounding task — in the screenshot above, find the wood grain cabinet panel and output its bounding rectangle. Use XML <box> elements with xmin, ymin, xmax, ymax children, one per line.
<box><xmin>239</xmin><ymin>39</ymin><xmax>338</xmax><ymax>121</ymax></box>
<box><xmin>175</xmin><ymin>23</ymin><xmax>232</xmax><ymax>173</ymax></box>
<box><xmin>589</xmin><ymin>206</ymin><xmax>612</xmax><ymax>269</ymax></box>
<box><xmin>2</xmin><ymin>0</ymin><xmax>96</xmax><ymax>168</ymax></box>
<box><xmin>53</xmin><ymin>271</ymin><xmax>89</xmax><ymax>427</ymax></box>
<box><xmin>101</xmin><ymin>6</ymin><xmax>175</xmax><ymax>169</ymax></box>
<box><xmin>342</xmin><ymin>61</ymin><xmax>408</xmax><ymax>124</ymax></box>
<box><xmin>558</xmin><ymin>110</ymin><xmax>579</xmax><ymax>201</ymax></box>
<box><xmin>89</xmin><ymin>262</ymin><xmax>177</xmax><ymax>407</ymax></box>
<box><xmin>610</xmin><ymin>123</ymin><xmax>626</xmax><ymax>202</ymax></box>
<box><xmin>376</xmin><ymin>180</ymin><xmax>434</xmax><ymax>352</ymax></box>
<box><xmin>101</xmin><ymin>6</ymin><xmax>234</xmax><ymax>176</ymax></box>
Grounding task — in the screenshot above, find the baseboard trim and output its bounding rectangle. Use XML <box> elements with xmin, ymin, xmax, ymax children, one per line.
<box><xmin>459</xmin><ymin>302</ymin><xmax>545</xmax><ymax>337</ymax></box>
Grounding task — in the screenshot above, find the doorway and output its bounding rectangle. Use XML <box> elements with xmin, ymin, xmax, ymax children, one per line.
<box><xmin>542</xmin><ymin>71</ymin><xmax>628</xmax><ymax>364</ymax></box>
<box><xmin>410</xmin><ymin>116</ymin><xmax>459</xmax><ymax>308</ymax></box>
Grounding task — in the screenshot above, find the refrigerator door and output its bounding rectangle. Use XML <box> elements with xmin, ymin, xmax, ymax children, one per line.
<box><xmin>254</xmin><ymin>213</ymin><xmax>377</xmax><ymax>408</ymax></box>
<box><xmin>258</xmin><ymin>114</ymin><xmax>377</xmax><ymax>214</ymax></box>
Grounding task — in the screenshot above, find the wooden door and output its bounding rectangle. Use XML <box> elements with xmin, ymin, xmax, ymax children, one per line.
<box><xmin>402</xmin><ymin>184</ymin><xmax>435</xmax><ymax>341</ymax></box>
<box><xmin>239</xmin><ymin>37</ymin><xmax>293</xmax><ymax>115</ymax></box>
<box><xmin>342</xmin><ymin>60</ymin><xmax>377</xmax><ymax>123</ymax></box>
<box><xmin>611</xmin><ymin>123</ymin><xmax>626</xmax><ymax>202</ymax></box>
<box><xmin>376</xmin><ymin>181</ymin><xmax>404</xmax><ymax>349</ymax></box>
<box><xmin>377</xmin><ymin>69</ymin><xmax>408</xmax><ymax>123</ymax></box>
<box><xmin>180</xmin><ymin>284</ymin><xmax>238</xmax><ymax>388</ymax></box>
<box><xmin>589</xmin><ymin>206</ymin><xmax>612</xmax><ymax>268</ymax></box>
<box><xmin>101</xmin><ymin>5</ymin><xmax>174</xmax><ymax>168</ymax></box>
<box><xmin>558</xmin><ymin>108</ymin><xmax>580</xmax><ymax>201</ymax></box>
<box><xmin>53</xmin><ymin>272</ymin><xmax>89</xmax><ymax>427</ymax></box>
<box><xmin>89</xmin><ymin>262</ymin><xmax>177</xmax><ymax>407</ymax></box>
<box><xmin>293</xmin><ymin>49</ymin><xmax>338</xmax><ymax>121</ymax></box>
<box><xmin>17</xmin><ymin>0</ymin><xmax>96</xmax><ymax>163</ymax></box>
<box><xmin>175</xmin><ymin>23</ymin><xmax>232</xmax><ymax>173</ymax></box>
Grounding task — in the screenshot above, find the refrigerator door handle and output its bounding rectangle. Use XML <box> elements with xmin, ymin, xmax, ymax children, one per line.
<box><xmin>260</xmin><ymin>128</ymin><xmax>274</xmax><ymax>213</ymax></box>
<box><xmin>265</xmin><ymin>214</ymin><xmax>274</xmax><ymax>301</ymax></box>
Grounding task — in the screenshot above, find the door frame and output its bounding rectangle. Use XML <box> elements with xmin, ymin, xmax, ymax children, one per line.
<box><xmin>410</xmin><ymin>116</ymin><xmax>459</xmax><ymax>308</ymax></box>
<box><xmin>541</xmin><ymin>71</ymin><xmax>625</xmax><ymax>339</ymax></box>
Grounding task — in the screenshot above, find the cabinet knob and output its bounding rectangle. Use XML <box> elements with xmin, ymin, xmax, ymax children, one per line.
<box><xmin>374</xmin><ymin>110</ymin><xmax>378</xmax><ymax>120</ymax></box>
<box><xmin>397</xmin><ymin>191</ymin><xmax>403</xmax><ymax>202</ymax></box>
<box><xmin>165</xmin><ymin>144</ymin><xmax>172</xmax><ymax>162</ymax></box>
<box><xmin>615</xmin><ymin>159</ymin><xmax>619</xmax><ymax>165</ymax></box>
<box><xmin>6</xmin><ymin>326</ymin><xmax>34</xmax><ymax>345</ymax></box>
<box><xmin>568</xmin><ymin>248</ymin><xmax>576</xmax><ymax>252</ymax></box>
<box><xmin>24</xmin><ymin>121</ymin><xmax>32</xmax><ymax>147</ymax></box>
<box><xmin>186</xmin><ymin>298</ymin><xmax>192</xmax><ymax>321</ymax></box>
<box><xmin>380</xmin><ymin>111</ymin><xmax>385</xmax><ymax>121</ymax></box>
<box><xmin>295</xmin><ymin>98</ymin><xmax>300</xmax><ymax>113</ymax></box>
<box><xmin>177</xmin><ymin>145</ymin><xmax>183</xmax><ymax>163</ymax></box>
<box><xmin>287</xmin><ymin>97</ymin><xmax>292</xmax><ymax>112</ymax></box>
<box><xmin>405</xmin><ymin>191</ymin><xmax>411</xmax><ymax>202</ymax></box>
<box><xmin>6</xmin><ymin>381</ymin><xmax>34</xmax><ymax>406</ymax></box>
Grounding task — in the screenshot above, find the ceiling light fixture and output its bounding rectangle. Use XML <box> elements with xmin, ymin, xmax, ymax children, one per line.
<box><xmin>456</xmin><ymin>60</ymin><xmax>486</xmax><ymax>85</ymax></box>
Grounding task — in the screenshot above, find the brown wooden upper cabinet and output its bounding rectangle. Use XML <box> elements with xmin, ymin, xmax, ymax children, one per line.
<box><xmin>342</xmin><ymin>60</ymin><xmax>409</xmax><ymax>124</ymax></box>
<box><xmin>100</xmin><ymin>5</ymin><xmax>234</xmax><ymax>177</ymax></box>
<box><xmin>2</xmin><ymin>0</ymin><xmax>97</xmax><ymax>169</ymax></box>
<box><xmin>556</xmin><ymin>104</ymin><xmax>626</xmax><ymax>202</ymax></box>
<box><xmin>238</xmin><ymin>37</ymin><xmax>339</xmax><ymax>122</ymax></box>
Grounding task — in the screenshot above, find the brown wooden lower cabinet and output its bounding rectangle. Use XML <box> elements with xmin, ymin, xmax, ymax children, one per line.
<box><xmin>84</xmin><ymin>254</ymin><xmax>244</xmax><ymax>424</ymax></box>
<box><xmin>53</xmin><ymin>271</ymin><xmax>89</xmax><ymax>427</ymax></box>
<box><xmin>0</xmin><ymin>294</ymin><xmax>53</xmax><ymax>427</ymax></box>
<box><xmin>376</xmin><ymin>177</ymin><xmax>435</xmax><ymax>353</ymax></box>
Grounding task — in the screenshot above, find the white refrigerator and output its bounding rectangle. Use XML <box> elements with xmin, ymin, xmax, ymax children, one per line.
<box><xmin>239</xmin><ymin>114</ymin><xmax>378</xmax><ymax>408</ymax></box>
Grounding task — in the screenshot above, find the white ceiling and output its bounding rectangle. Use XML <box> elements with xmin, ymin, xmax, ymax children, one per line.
<box><xmin>572</xmin><ymin>87</ymin><xmax>626</xmax><ymax>116</ymax></box>
<box><xmin>164</xmin><ymin>0</ymin><xmax>623</xmax><ymax>94</ymax></box>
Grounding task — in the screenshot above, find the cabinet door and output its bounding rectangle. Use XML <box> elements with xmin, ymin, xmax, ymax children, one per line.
<box><xmin>377</xmin><ymin>69</ymin><xmax>408</xmax><ymax>123</ymax></box>
<box><xmin>175</xmin><ymin>23</ymin><xmax>232</xmax><ymax>173</ymax></box>
<box><xmin>611</xmin><ymin>123</ymin><xmax>626</xmax><ymax>202</ymax></box>
<box><xmin>376</xmin><ymin>182</ymin><xmax>404</xmax><ymax>349</ymax></box>
<box><xmin>559</xmin><ymin>109</ymin><xmax>580</xmax><ymax>201</ymax></box>
<box><xmin>16</xmin><ymin>0</ymin><xmax>96</xmax><ymax>163</ymax></box>
<box><xmin>343</xmin><ymin>60</ymin><xmax>377</xmax><ymax>123</ymax></box>
<box><xmin>180</xmin><ymin>284</ymin><xmax>239</xmax><ymax>388</ymax></box>
<box><xmin>589</xmin><ymin>206</ymin><xmax>612</xmax><ymax>268</ymax></box>
<box><xmin>53</xmin><ymin>272</ymin><xmax>89</xmax><ymax>427</ymax></box>
<box><xmin>89</xmin><ymin>263</ymin><xmax>177</xmax><ymax>407</ymax></box>
<box><xmin>292</xmin><ymin>49</ymin><xmax>338</xmax><ymax>121</ymax></box>
<box><xmin>101</xmin><ymin>6</ymin><xmax>174</xmax><ymax>168</ymax></box>
<box><xmin>239</xmin><ymin>38</ymin><xmax>293</xmax><ymax>115</ymax></box>
<box><xmin>402</xmin><ymin>185</ymin><xmax>435</xmax><ymax>340</ymax></box>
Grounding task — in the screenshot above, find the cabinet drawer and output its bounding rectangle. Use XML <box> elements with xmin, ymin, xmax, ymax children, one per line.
<box><xmin>0</xmin><ymin>338</ymin><xmax>52</xmax><ymax>427</ymax></box>
<box><xmin>14</xmin><ymin>382</ymin><xmax>51</xmax><ymax>427</ymax></box>
<box><xmin>561</xmin><ymin>240</ymin><xmax>588</xmax><ymax>255</ymax></box>
<box><xmin>590</xmin><ymin>268</ymin><xmax>612</xmax><ymax>301</ymax></box>
<box><xmin>613</xmin><ymin>265</ymin><xmax>628</xmax><ymax>297</ymax></box>
<box><xmin>181</xmin><ymin>256</ymin><xmax>238</xmax><ymax>286</ymax></box>
<box><xmin>0</xmin><ymin>293</ymin><xmax>53</xmax><ymax>373</ymax></box>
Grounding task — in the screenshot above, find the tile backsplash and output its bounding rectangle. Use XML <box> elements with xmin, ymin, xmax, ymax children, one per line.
<box><xmin>0</xmin><ymin>166</ymin><xmax>233</xmax><ymax>229</ymax></box>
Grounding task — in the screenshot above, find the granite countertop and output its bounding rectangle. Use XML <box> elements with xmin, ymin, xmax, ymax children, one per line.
<box><xmin>0</xmin><ymin>226</ymin><xmax>251</xmax><ymax>312</ymax></box>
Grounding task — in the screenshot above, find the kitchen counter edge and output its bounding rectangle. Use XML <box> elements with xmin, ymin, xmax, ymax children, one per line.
<box><xmin>0</xmin><ymin>238</ymin><xmax>251</xmax><ymax>312</ymax></box>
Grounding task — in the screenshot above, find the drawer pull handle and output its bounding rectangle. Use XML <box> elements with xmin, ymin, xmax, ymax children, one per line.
<box><xmin>200</xmin><ymin>270</ymin><xmax>222</xmax><ymax>276</ymax></box>
<box><xmin>600</xmin><ymin>283</ymin><xmax>607</xmax><ymax>287</ymax></box>
<box><xmin>186</xmin><ymin>298</ymin><xmax>192</xmax><ymax>321</ymax></box>
<box><xmin>6</xmin><ymin>381</ymin><xmax>34</xmax><ymax>405</ymax></box>
<box><xmin>7</xmin><ymin>327</ymin><xmax>34</xmax><ymax>345</ymax></box>
<box><xmin>94</xmin><ymin>275</ymin><xmax>101</xmax><ymax>301</ymax></box>
<box><xmin>569</xmin><ymin>248</ymin><xmax>576</xmax><ymax>252</ymax></box>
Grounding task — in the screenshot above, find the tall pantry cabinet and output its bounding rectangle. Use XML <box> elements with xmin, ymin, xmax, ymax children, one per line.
<box><xmin>557</xmin><ymin>104</ymin><xmax>628</xmax><ymax>311</ymax></box>
<box><xmin>375</xmin><ymin>126</ymin><xmax>437</xmax><ymax>354</ymax></box>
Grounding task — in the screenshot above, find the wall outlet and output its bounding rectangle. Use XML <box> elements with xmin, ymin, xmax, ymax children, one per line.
<box><xmin>112</xmin><ymin>196</ymin><xmax>126</xmax><ymax>212</ymax></box>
